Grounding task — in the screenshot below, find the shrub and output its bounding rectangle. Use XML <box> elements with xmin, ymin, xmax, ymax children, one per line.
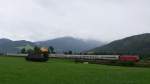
<box><xmin>119</xmin><ymin>61</ymin><xmax>135</xmax><ymax>66</ymax></box>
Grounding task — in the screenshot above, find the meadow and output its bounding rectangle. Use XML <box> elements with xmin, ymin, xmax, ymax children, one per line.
<box><xmin>0</xmin><ymin>56</ymin><xmax>149</xmax><ymax>84</ymax></box>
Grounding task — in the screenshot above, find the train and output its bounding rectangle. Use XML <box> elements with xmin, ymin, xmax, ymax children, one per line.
<box><xmin>50</xmin><ymin>54</ymin><xmax>140</xmax><ymax>62</ymax></box>
<box><xmin>6</xmin><ymin>53</ymin><xmax>140</xmax><ymax>63</ymax></box>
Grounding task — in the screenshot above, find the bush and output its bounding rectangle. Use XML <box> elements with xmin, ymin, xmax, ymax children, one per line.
<box><xmin>119</xmin><ymin>61</ymin><xmax>135</xmax><ymax>66</ymax></box>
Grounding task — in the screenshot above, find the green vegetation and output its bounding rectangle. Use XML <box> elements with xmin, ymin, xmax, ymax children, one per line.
<box><xmin>0</xmin><ymin>56</ymin><xmax>150</xmax><ymax>84</ymax></box>
<box><xmin>48</xmin><ymin>46</ymin><xmax>55</xmax><ymax>54</ymax></box>
<box><xmin>19</xmin><ymin>45</ymin><xmax>35</xmax><ymax>54</ymax></box>
<box><xmin>0</xmin><ymin>39</ymin><xmax>35</xmax><ymax>53</ymax></box>
<box><xmin>17</xmin><ymin>44</ymin><xmax>34</xmax><ymax>50</ymax></box>
<box><xmin>90</xmin><ymin>33</ymin><xmax>150</xmax><ymax>58</ymax></box>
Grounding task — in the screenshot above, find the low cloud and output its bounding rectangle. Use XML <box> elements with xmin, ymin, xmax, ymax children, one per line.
<box><xmin>0</xmin><ymin>0</ymin><xmax>150</xmax><ymax>41</ymax></box>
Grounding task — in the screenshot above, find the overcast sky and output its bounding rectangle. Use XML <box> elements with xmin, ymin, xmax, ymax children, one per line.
<box><xmin>0</xmin><ymin>0</ymin><xmax>150</xmax><ymax>42</ymax></box>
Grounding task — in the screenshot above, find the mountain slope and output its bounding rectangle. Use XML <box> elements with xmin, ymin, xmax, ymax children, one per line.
<box><xmin>90</xmin><ymin>33</ymin><xmax>150</xmax><ymax>55</ymax></box>
<box><xmin>36</xmin><ymin>37</ymin><xmax>103</xmax><ymax>53</ymax></box>
<box><xmin>0</xmin><ymin>38</ymin><xmax>12</xmax><ymax>44</ymax></box>
<box><xmin>0</xmin><ymin>37</ymin><xmax>103</xmax><ymax>54</ymax></box>
<box><xmin>0</xmin><ymin>39</ymin><xmax>35</xmax><ymax>53</ymax></box>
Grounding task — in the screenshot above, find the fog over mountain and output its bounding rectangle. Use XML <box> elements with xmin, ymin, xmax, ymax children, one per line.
<box><xmin>36</xmin><ymin>37</ymin><xmax>104</xmax><ymax>53</ymax></box>
<box><xmin>0</xmin><ymin>37</ymin><xmax>104</xmax><ymax>53</ymax></box>
<box><xmin>0</xmin><ymin>0</ymin><xmax>150</xmax><ymax>41</ymax></box>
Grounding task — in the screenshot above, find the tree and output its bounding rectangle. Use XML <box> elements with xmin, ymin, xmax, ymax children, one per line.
<box><xmin>49</xmin><ymin>46</ymin><xmax>54</xmax><ymax>54</ymax></box>
<box><xmin>34</xmin><ymin>46</ymin><xmax>41</xmax><ymax>54</ymax></box>
<box><xmin>68</xmin><ymin>50</ymin><xmax>73</xmax><ymax>55</ymax></box>
<box><xmin>63</xmin><ymin>51</ymin><xmax>68</xmax><ymax>55</ymax></box>
<box><xmin>27</xmin><ymin>49</ymin><xmax>34</xmax><ymax>54</ymax></box>
<box><xmin>21</xmin><ymin>48</ymin><xmax>26</xmax><ymax>54</ymax></box>
<box><xmin>63</xmin><ymin>50</ymin><xmax>73</xmax><ymax>55</ymax></box>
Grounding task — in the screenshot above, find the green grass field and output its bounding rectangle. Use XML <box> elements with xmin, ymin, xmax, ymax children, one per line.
<box><xmin>0</xmin><ymin>56</ymin><xmax>150</xmax><ymax>84</ymax></box>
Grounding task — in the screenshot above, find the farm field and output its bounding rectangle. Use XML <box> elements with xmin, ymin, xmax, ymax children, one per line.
<box><xmin>0</xmin><ymin>56</ymin><xmax>149</xmax><ymax>84</ymax></box>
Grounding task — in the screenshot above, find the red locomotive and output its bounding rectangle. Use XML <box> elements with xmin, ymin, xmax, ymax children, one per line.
<box><xmin>119</xmin><ymin>55</ymin><xmax>140</xmax><ymax>62</ymax></box>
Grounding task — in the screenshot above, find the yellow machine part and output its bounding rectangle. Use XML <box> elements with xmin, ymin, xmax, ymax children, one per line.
<box><xmin>40</xmin><ymin>48</ymin><xmax>49</xmax><ymax>53</ymax></box>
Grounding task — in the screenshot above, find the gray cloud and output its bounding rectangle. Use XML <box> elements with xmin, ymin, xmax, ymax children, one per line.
<box><xmin>0</xmin><ymin>0</ymin><xmax>150</xmax><ymax>41</ymax></box>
